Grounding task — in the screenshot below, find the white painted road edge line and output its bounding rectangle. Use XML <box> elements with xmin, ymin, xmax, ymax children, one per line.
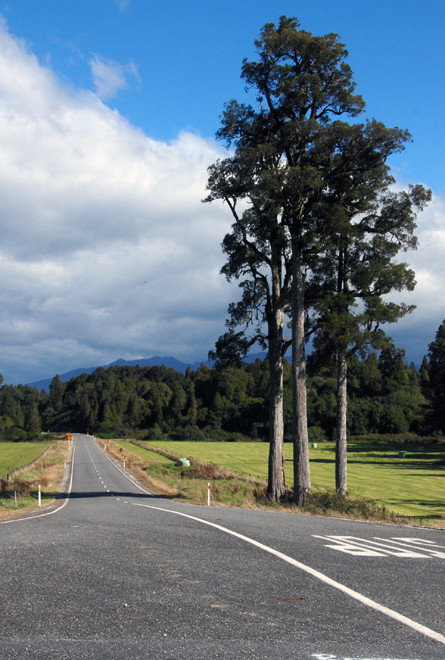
<box><xmin>0</xmin><ymin>439</ymin><xmax>76</xmax><ymax>524</ymax></box>
<box><xmin>94</xmin><ymin>437</ymin><xmax>154</xmax><ymax>495</ymax></box>
<box><xmin>133</xmin><ymin>502</ymin><xmax>445</xmax><ymax>646</ymax></box>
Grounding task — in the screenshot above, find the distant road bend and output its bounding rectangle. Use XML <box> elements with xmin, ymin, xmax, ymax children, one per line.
<box><xmin>0</xmin><ymin>433</ymin><xmax>444</xmax><ymax>660</ymax></box>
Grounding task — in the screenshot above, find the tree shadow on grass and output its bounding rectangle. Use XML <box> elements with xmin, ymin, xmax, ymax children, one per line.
<box><xmin>301</xmin><ymin>456</ymin><xmax>445</xmax><ymax>470</ymax></box>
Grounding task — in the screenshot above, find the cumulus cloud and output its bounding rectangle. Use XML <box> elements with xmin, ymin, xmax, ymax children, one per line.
<box><xmin>386</xmin><ymin>193</ymin><xmax>445</xmax><ymax>359</ymax></box>
<box><xmin>90</xmin><ymin>54</ymin><xmax>139</xmax><ymax>100</ymax></box>
<box><xmin>0</xmin><ymin>21</ymin><xmax>234</xmax><ymax>383</ymax></box>
<box><xmin>0</xmin><ymin>19</ymin><xmax>443</xmax><ymax>384</ymax></box>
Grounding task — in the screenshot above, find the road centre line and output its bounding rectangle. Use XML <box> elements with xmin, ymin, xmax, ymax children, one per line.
<box><xmin>132</xmin><ymin>502</ymin><xmax>445</xmax><ymax>646</ymax></box>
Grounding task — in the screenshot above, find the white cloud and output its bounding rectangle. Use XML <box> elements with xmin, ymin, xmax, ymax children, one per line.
<box><xmin>90</xmin><ymin>53</ymin><xmax>139</xmax><ymax>100</ymax></box>
<box><xmin>0</xmin><ymin>22</ymin><xmax>234</xmax><ymax>383</ymax></box>
<box><xmin>0</xmin><ymin>19</ymin><xmax>443</xmax><ymax>384</ymax></box>
<box><xmin>385</xmin><ymin>193</ymin><xmax>445</xmax><ymax>360</ymax></box>
<box><xmin>114</xmin><ymin>0</ymin><xmax>130</xmax><ymax>11</ymax></box>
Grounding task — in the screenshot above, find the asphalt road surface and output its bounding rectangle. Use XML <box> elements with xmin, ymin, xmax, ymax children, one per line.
<box><xmin>0</xmin><ymin>433</ymin><xmax>444</xmax><ymax>660</ymax></box>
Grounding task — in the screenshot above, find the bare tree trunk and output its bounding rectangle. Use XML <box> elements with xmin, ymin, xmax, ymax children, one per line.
<box><xmin>336</xmin><ymin>351</ymin><xmax>348</xmax><ymax>495</ymax></box>
<box><xmin>292</xmin><ymin>245</ymin><xmax>311</xmax><ymax>505</ymax></box>
<box><xmin>267</xmin><ymin>241</ymin><xmax>285</xmax><ymax>501</ymax></box>
<box><xmin>267</xmin><ymin>335</ymin><xmax>285</xmax><ymax>500</ymax></box>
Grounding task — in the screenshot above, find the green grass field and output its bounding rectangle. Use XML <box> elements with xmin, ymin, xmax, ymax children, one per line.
<box><xmin>147</xmin><ymin>440</ymin><xmax>445</xmax><ymax>521</ymax></box>
<box><xmin>0</xmin><ymin>440</ymin><xmax>70</xmax><ymax>520</ymax></box>
<box><xmin>0</xmin><ymin>441</ymin><xmax>53</xmax><ymax>478</ymax></box>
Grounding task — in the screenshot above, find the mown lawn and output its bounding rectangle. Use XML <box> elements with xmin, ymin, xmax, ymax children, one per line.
<box><xmin>0</xmin><ymin>441</ymin><xmax>53</xmax><ymax>478</ymax></box>
<box><xmin>147</xmin><ymin>440</ymin><xmax>445</xmax><ymax>521</ymax></box>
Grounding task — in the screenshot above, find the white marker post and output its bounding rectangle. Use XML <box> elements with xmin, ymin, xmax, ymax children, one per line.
<box><xmin>38</xmin><ymin>484</ymin><xmax>41</xmax><ymax>507</ymax></box>
<box><xmin>207</xmin><ymin>482</ymin><xmax>211</xmax><ymax>506</ymax></box>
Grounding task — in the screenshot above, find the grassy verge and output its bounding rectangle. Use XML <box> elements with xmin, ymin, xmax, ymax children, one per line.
<box><xmin>0</xmin><ymin>439</ymin><xmax>71</xmax><ymax>520</ymax></box>
<box><xmin>99</xmin><ymin>438</ymin><xmax>266</xmax><ymax>508</ymax></box>
<box><xmin>100</xmin><ymin>438</ymin><xmax>444</xmax><ymax>526</ymax></box>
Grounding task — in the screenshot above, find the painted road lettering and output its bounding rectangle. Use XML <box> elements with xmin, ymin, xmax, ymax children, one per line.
<box><xmin>313</xmin><ymin>535</ymin><xmax>445</xmax><ymax>558</ymax></box>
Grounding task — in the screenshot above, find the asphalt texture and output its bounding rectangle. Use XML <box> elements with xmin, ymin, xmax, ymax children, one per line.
<box><xmin>0</xmin><ymin>433</ymin><xmax>444</xmax><ymax>660</ymax></box>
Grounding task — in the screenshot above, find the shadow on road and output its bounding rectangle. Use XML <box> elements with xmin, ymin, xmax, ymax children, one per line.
<box><xmin>39</xmin><ymin>491</ymin><xmax>173</xmax><ymax>500</ymax></box>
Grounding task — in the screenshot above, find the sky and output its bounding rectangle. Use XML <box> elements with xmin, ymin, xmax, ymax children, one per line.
<box><xmin>0</xmin><ymin>0</ymin><xmax>444</xmax><ymax>385</ymax></box>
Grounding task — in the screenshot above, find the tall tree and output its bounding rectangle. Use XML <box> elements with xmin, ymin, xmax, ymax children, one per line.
<box><xmin>205</xmin><ymin>149</ymin><xmax>291</xmax><ymax>500</ymax></box>
<box><xmin>209</xmin><ymin>16</ymin><xmax>368</xmax><ymax>504</ymax></box>
<box><xmin>311</xmin><ymin>124</ymin><xmax>431</xmax><ymax>492</ymax></box>
<box><xmin>427</xmin><ymin>319</ymin><xmax>445</xmax><ymax>432</ymax></box>
<box><xmin>24</xmin><ymin>400</ymin><xmax>41</xmax><ymax>434</ymax></box>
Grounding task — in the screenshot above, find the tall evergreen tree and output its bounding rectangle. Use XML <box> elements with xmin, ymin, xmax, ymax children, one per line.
<box><xmin>310</xmin><ymin>121</ymin><xmax>430</xmax><ymax>493</ymax></box>
<box><xmin>427</xmin><ymin>319</ymin><xmax>445</xmax><ymax>432</ymax></box>
<box><xmin>207</xmin><ymin>16</ymin><xmax>375</xmax><ymax>504</ymax></box>
<box><xmin>205</xmin><ymin>151</ymin><xmax>291</xmax><ymax>500</ymax></box>
<box><xmin>24</xmin><ymin>401</ymin><xmax>41</xmax><ymax>434</ymax></box>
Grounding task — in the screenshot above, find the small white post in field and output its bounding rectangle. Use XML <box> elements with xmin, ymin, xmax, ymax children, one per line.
<box><xmin>123</xmin><ymin>460</ymin><xmax>126</xmax><ymax>469</ymax></box>
<box><xmin>38</xmin><ymin>484</ymin><xmax>41</xmax><ymax>507</ymax></box>
<box><xmin>14</xmin><ymin>491</ymin><xmax>17</xmax><ymax>507</ymax></box>
<box><xmin>207</xmin><ymin>482</ymin><xmax>211</xmax><ymax>507</ymax></box>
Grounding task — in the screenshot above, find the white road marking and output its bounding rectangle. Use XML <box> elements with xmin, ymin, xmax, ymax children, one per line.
<box><xmin>312</xmin><ymin>655</ymin><xmax>418</xmax><ymax>660</ymax></box>
<box><xmin>95</xmin><ymin>437</ymin><xmax>153</xmax><ymax>495</ymax></box>
<box><xmin>0</xmin><ymin>437</ymin><xmax>76</xmax><ymax>524</ymax></box>
<box><xmin>385</xmin><ymin>537</ymin><xmax>445</xmax><ymax>559</ymax></box>
<box><xmin>132</xmin><ymin>502</ymin><xmax>445</xmax><ymax>646</ymax></box>
<box><xmin>314</xmin><ymin>535</ymin><xmax>445</xmax><ymax>559</ymax></box>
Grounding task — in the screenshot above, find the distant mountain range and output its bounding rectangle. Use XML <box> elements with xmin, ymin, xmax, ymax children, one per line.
<box><xmin>27</xmin><ymin>353</ymin><xmax>267</xmax><ymax>391</ymax></box>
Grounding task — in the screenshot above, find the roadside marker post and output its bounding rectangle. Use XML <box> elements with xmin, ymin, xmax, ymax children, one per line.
<box><xmin>207</xmin><ymin>482</ymin><xmax>211</xmax><ymax>506</ymax></box>
<box><xmin>38</xmin><ymin>484</ymin><xmax>41</xmax><ymax>507</ymax></box>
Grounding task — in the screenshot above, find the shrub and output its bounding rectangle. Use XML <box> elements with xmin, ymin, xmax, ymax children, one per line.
<box><xmin>11</xmin><ymin>479</ymin><xmax>33</xmax><ymax>496</ymax></box>
<box><xmin>308</xmin><ymin>426</ymin><xmax>326</xmax><ymax>442</ymax></box>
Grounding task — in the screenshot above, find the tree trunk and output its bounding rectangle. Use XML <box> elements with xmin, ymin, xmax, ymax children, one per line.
<box><xmin>267</xmin><ymin>338</ymin><xmax>285</xmax><ymax>500</ymax></box>
<box><xmin>266</xmin><ymin>240</ymin><xmax>285</xmax><ymax>501</ymax></box>
<box><xmin>292</xmin><ymin>244</ymin><xmax>311</xmax><ymax>505</ymax></box>
<box><xmin>336</xmin><ymin>351</ymin><xmax>348</xmax><ymax>495</ymax></box>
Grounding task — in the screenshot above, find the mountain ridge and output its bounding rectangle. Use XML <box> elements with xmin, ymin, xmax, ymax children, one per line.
<box><xmin>27</xmin><ymin>353</ymin><xmax>267</xmax><ymax>391</ymax></box>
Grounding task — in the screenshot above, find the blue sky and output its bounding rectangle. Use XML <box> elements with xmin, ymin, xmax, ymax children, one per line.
<box><xmin>4</xmin><ymin>0</ymin><xmax>444</xmax><ymax>193</ymax></box>
<box><xmin>0</xmin><ymin>0</ymin><xmax>444</xmax><ymax>383</ymax></box>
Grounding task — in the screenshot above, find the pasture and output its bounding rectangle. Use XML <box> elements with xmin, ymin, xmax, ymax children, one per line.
<box><xmin>147</xmin><ymin>440</ymin><xmax>445</xmax><ymax>521</ymax></box>
<box><xmin>0</xmin><ymin>441</ymin><xmax>52</xmax><ymax>478</ymax></box>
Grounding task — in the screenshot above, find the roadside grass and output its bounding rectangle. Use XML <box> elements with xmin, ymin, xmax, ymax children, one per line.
<box><xmin>102</xmin><ymin>439</ymin><xmax>266</xmax><ymax>507</ymax></box>
<box><xmin>0</xmin><ymin>439</ymin><xmax>71</xmax><ymax>520</ymax></box>
<box><xmin>139</xmin><ymin>439</ymin><xmax>445</xmax><ymax>527</ymax></box>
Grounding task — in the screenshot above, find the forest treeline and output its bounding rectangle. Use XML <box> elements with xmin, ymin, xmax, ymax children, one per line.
<box><xmin>1</xmin><ymin>323</ymin><xmax>444</xmax><ymax>442</ymax></box>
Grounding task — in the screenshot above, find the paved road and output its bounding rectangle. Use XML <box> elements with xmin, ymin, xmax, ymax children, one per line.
<box><xmin>0</xmin><ymin>433</ymin><xmax>444</xmax><ymax>659</ymax></box>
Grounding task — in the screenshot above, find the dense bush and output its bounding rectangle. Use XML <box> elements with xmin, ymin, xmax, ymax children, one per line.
<box><xmin>0</xmin><ymin>347</ymin><xmax>440</xmax><ymax>442</ymax></box>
